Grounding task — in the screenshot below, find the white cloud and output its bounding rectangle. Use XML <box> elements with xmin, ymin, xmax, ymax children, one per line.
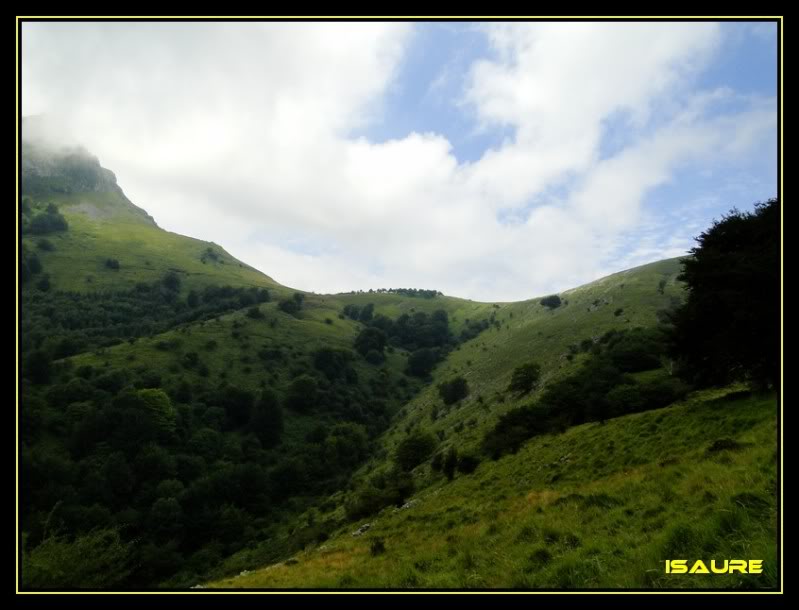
<box><xmin>21</xmin><ymin>22</ymin><xmax>777</xmax><ymax>301</ymax></box>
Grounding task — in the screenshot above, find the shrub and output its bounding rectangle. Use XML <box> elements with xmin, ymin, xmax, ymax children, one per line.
<box><xmin>457</xmin><ymin>452</ymin><xmax>480</xmax><ymax>475</ymax></box>
<box><xmin>438</xmin><ymin>376</ymin><xmax>469</xmax><ymax>405</ymax></box>
<box><xmin>246</xmin><ymin>306</ymin><xmax>264</xmax><ymax>319</ymax></box>
<box><xmin>442</xmin><ymin>447</ymin><xmax>458</xmax><ymax>481</ymax></box>
<box><xmin>278</xmin><ymin>299</ymin><xmax>300</xmax><ymax>315</ymax></box>
<box><xmin>36</xmin><ymin>239</ymin><xmax>54</xmax><ymax>251</ymax></box>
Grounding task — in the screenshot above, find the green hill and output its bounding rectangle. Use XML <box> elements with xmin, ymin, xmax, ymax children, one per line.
<box><xmin>18</xmin><ymin>137</ymin><xmax>778</xmax><ymax>591</ymax></box>
<box><xmin>20</xmin><ymin>136</ymin><xmax>281</xmax><ymax>295</ymax></box>
<box><xmin>209</xmin><ymin>388</ymin><xmax>776</xmax><ymax>589</ymax></box>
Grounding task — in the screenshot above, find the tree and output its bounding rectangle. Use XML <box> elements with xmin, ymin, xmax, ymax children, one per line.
<box><xmin>214</xmin><ymin>385</ymin><xmax>255</xmax><ymax>428</ymax></box>
<box><xmin>442</xmin><ymin>447</ymin><xmax>458</xmax><ymax>481</ymax></box>
<box><xmin>285</xmin><ymin>374</ymin><xmax>318</xmax><ymax>412</ymax></box>
<box><xmin>406</xmin><ymin>348</ymin><xmax>438</xmax><ymax>377</ymax></box>
<box><xmin>358</xmin><ymin>303</ymin><xmax>374</xmax><ymax>323</ymax></box>
<box><xmin>438</xmin><ymin>376</ymin><xmax>469</xmax><ymax>405</ymax></box>
<box><xmin>668</xmin><ymin>199</ymin><xmax>779</xmax><ymax>388</ymax></box>
<box><xmin>162</xmin><ymin>271</ymin><xmax>181</xmax><ymax>293</ymax></box>
<box><xmin>278</xmin><ymin>298</ymin><xmax>300</xmax><ymax>315</ymax></box>
<box><xmin>395</xmin><ymin>431</ymin><xmax>437</xmax><ymax>471</ymax></box>
<box><xmin>246</xmin><ymin>306</ymin><xmax>264</xmax><ymax>319</ymax></box>
<box><xmin>508</xmin><ymin>362</ymin><xmax>541</xmax><ymax>395</ymax></box>
<box><xmin>540</xmin><ymin>295</ymin><xmax>562</xmax><ymax>310</ymax></box>
<box><xmin>354</xmin><ymin>327</ymin><xmax>387</xmax><ymax>357</ymax></box>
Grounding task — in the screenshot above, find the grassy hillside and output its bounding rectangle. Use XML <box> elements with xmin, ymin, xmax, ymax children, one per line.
<box><xmin>19</xmin><ymin>139</ymin><xmax>777</xmax><ymax>591</ymax></box>
<box><xmin>209</xmin><ymin>388</ymin><xmax>777</xmax><ymax>589</ymax></box>
<box><xmin>351</xmin><ymin>258</ymin><xmax>685</xmax><ymax>484</ymax></box>
<box><xmin>20</xmin><ymin>139</ymin><xmax>281</xmax><ymax>295</ymax></box>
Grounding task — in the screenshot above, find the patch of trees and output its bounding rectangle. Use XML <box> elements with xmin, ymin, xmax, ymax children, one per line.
<box><xmin>19</xmin><ymin>276</ymin><xmax>272</xmax><ymax>367</ymax></box>
<box><xmin>540</xmin><ymin>295</ymin><xmax>562</xmax><ymax>310</ymax></box>
<box><xmin>278</xmin><ymin>292</ymin><xmax>305</xmax><ymax>315</ymax></box>
<box><xmin>23</xmin><ymin>203</ymin><xmax>69</xmax><ymax>235</ymax></box>
<box><xmin>459</xmin><ymin>318</ymin><xmax>490</xmax><ymax>342</ymax></box>
<box><xmin>21</xmin><ymin>264</ymin><xmax>431</xmax><ymax>587</ymax></box>
<box><xmin>666</xmin><ymin>199</ymin><xmax>779</xmax><ymax>389</ymax></box>
<box><xmin>19</xmin><ymin>349</ymin><xmax>398</xmax><ymax>588</ymax></box>
<box><xmin>343</xmin><ymin>288</ymin><xmax>442</xmax><ymax>298</ymax></box>
<box><xmin>482</xmin><ymin>326</ymin><xmax>689</xmax><ymax>459</ymax></box>
<box><xmin>343</xmin><ymin>304</ymin><xmax>488</xmax><ymax>376</ymax></box>
<box><xmin>431</xmin><ymin>447</ymin><xmax>481</xmax><ymax>480</ymax></box>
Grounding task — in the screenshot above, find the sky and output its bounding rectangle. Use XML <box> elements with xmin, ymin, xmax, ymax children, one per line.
<box><xmin>20</xmin><ymin>21</ymin><xmax>779</xmax><ymax>301</ymax></box>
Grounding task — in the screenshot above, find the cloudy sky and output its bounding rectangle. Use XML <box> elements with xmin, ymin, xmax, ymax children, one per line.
<box><xmin>21</xmin><ymin>21</ymin><xmax>778</xmax><ymax>301</ymax></box>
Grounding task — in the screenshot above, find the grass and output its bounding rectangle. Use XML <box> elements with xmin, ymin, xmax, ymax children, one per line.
<box><xmin>22</xmin><ymin>146</ymin><xmax>779</xmax><ymax>591</ymax></box>
<box><xmin>347</xmin><ymin>258</ymin><xmax>687</xmax><ymax>487</ymax></box>
<box><xmin>22</xmin><ymin>191</ymin><xmax>283</xmax><ymax>294</ymax></box>
<box><xmin>208</xmin><ymin>389</ymin><xmax>778</xmax><ymax>589</ymax></box>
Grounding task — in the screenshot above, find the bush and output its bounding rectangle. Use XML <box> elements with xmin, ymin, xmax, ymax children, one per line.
<box><xmin>22</xmin><ymin>528</ymin><xmax>132</xmax><ymax>589</ymax></box>
<box><xmin>278</xmin><ymin>299</ymin><xmax>300</xmax><ymax>315</ymax></box>
<box><xmin>246</xmin><ymin>306</ymin><xmax>264</xmax><ymax>319</ymax></box>
<box><xmin>36</xmin><ymin>239</ymin><xmax>54</xmax><ymax>251</ymax></box>
<box><xmin>27</xmin><ymin>206</ymin><xmax>69</xmax><ymax>234</ymax></box>
<box><xmin>457</xmin><ymin>452</ymin><xmax>480</xmax><ymax>475</ymax></box>
<box><xmin>438</xmin><ymin>376</ymin><xmax>469</xmax><ymax>405</ymax></box>
<box><xmin>370</xmin><ymin>537</ymin><xmax>386</xmax><ymax>556</ymax></box>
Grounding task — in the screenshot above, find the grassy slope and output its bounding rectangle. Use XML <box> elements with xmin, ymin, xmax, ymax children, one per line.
<box><xmin>22</xmin><ymin>190</ymin><xmax>283</xmax><ymax>295</ymax></box>
<box><xmin>64</xmin><ymin>257</ymin><xmax>701</xmax><ymax>585</ymax></box>
<box><xmin>21</xmin><ymin>145</ymin><xmax>778</xmax><ymax>590</ymax></box>
<box><xmin>210</xmin><ymin>389</ymin><xmax>778</xmax><ymax>589</ymax></box>
<box><xmin>355</xmin><ymin>258</ymin><xmax>686</xmax><ymax>482</ymax></box>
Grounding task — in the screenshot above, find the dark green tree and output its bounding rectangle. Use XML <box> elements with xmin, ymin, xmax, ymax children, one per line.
<box><xmin>438</xmin><ymin>376</ymin><xmax>469</xmax><ymax>405</ymax></box>
<box><xmin>284</xmin><ymin>374</ymin><xmax>319</xmax><ymax>412</ymax></box>
<box><xmin>540</xmin><ymin>295</ymin><xmax>562</xmax><ymax>309</ymax></box>
<box><xmin>668</xmin><ymin>199</ymin><xmax>780</xmax><ymax>388</ymax></box>
<box><xmin>406</xmin><ymin>348</ymin><xmax>438</xmax><ymax>377</ymax></box>
<box><xmin>354</xmin><ymin>327</ymin><xmax>387</xmax><ymax>357</ymax></box>
<box><xmin>508</xmin><ymin>362</ymin><xmax>542</xmax><ymax>395</ymax></box>
<box><xmin>395</xmin><ymin>431</ymin><xmax>437</xmax><ymax>471</ymax></box>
